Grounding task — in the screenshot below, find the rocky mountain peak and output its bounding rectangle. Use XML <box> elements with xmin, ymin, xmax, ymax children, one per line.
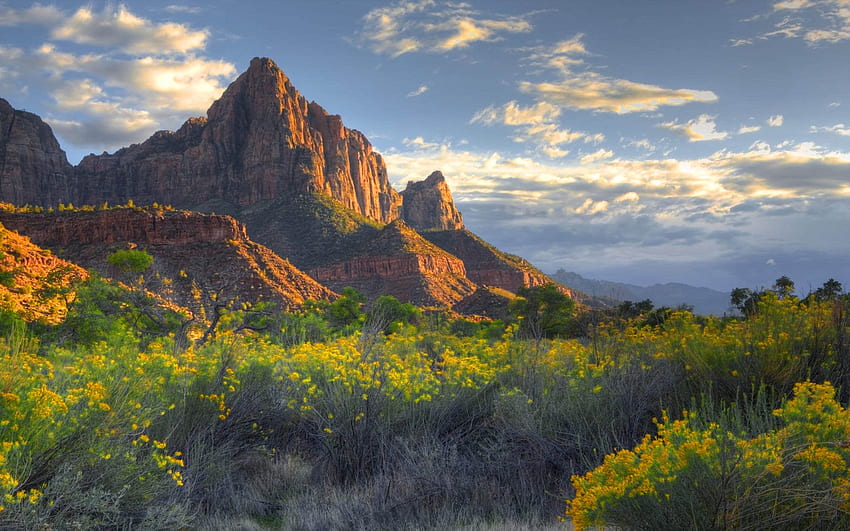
<box><xmin>0</xmin><ymin>98</ymin><xmax>74</xmax><ymax>207</ymax></box>
<box><xmin>401</xmin><ymin>170</ymin><xmax>464</xmax><ymax>231</ymax></box>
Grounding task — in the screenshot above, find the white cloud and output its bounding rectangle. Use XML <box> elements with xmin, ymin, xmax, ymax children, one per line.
<box><xmin>768</xmin><ymin>114</ymin><xmax>784</xmax><ymax>127</ymax></box>
<box><xmin>164</xmin><ymin>5</ymin><xmax>203</xmax><ymax>14</ymax></box>
<box><xmin>615</xmin><ymin>192</ymin><xmax>640</xmax><ymax>203</ymax></box>
<box><xmin>738</xmin><ymin>124</ymin><xmax>762</xmax><ymax>134</ymax></box>
<box><xmin>580</xmin><ymin>149</ymin><xmax>614</xmax><ymax>164</ymax></box>
<box><xmin>51</xmin><ymin>5</ymin><xmax>208</xmax><ymax>54</ymax></box>
<box><xmin>659</xmin><ymin>114</ymin><xmax>729</xmax><ymax>142</ymax></box>
<box><xmin>402</xmin><ymin>136</ymin><xmax>442</xmax><ymax>150</ymax></box>
<box><xmin>811</xmin><ymin>123</ymin><xmax>850</xmax><ymax>136</ymax></box>
<box><xmin>471</xmin><ymin>101</ymin><xmax>599</xmax><ymax>156</ymax></box>
<box><xmin>0</xmin><ymin>4</ymin><xmax>236</xmax><ymax>153</ymax></box>
<box><xmin>358</xmin><ymin>1</ymin><xmax>531</xmax><ymax>57</ymax></box>
<box><xmin>406</xmin><ymin>85</ymin><xmax>429</xmax><ymax>97</ymax></box>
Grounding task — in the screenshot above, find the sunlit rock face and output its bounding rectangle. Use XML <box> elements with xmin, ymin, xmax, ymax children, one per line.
<box><xmin>401</xmin><ymin>170</ymin><xmax>464</xmax><ymax>231</ymax></box>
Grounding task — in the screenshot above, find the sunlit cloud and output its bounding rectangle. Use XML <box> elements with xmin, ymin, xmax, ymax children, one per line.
<box><xmin>580</xmin><ymin>149</ymin><xmax>614</xmax><ymax>164</ymax></box>
<box><xmin>382</xmin><ymin>139</ymin><xmax>850</xmax><ymax>282</ymax></box>
<box><xmin>0</xmin><ymin>3</ymin><xmax>236</xmax><ymax>155</ymax></box>
<box><xmin>659</xmin><ymin>114</ymin><xmax>729</xmax><ymax>142</ymax></box>
<box><xmin>517</xmin><ymin>34</ymin><xmax>718</xmax><ymax>114</ymax></box>
<box><xmin>358</xmin><ymin>0</ymin><xmax>531</xmax><ymax>57</ymax></box>
<box><xmin>471</xmin><ymin>101</ymin><xmax>599</xmax><ymax>157</ymax></box>
<box><xmin>406</xmin><ymin>85</ymin><xmax>429</xmax><ymax>97</ymax></box>
<box><xmin>768</xmin><ymin>114</ymin><xmax>784</xmax><ymax>127</ymax></box>
<box><xmin>49</xmin><ymin>5</ymin><xmax>209</xmax><ymax>54</ymax></box>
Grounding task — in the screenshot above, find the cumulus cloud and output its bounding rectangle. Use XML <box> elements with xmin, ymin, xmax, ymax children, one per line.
<box><xmin>0</xmin><ymin>3</ymin><xmax>236</xmax><ymax>155</ymax></box>
<box><xmin>406</xmin><ymin>85</ymin><xmax>429</xmax><ymax>97</ymax></box>
<box><xmin>768</xmin><ymin>114</ymin><xmax>784</xmax><ymax>127</ymax></box>
<box><xmin>357</xmin><ymin>0</ymin><xmax>531</xmax><ymax>57</ymax></box>
<box><xmin>659</xmin><ymin>114</ymin><xmax>729</xmax><ymax>142</ymax></box>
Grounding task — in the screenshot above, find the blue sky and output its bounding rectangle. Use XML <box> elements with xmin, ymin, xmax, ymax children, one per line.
<box><xmin>1</xmin><ymin>0</ymin><xmax>849</xmax><ymax>293</ymax></box>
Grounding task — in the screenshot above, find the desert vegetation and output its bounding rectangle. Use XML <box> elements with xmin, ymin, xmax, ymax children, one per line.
<box><xmin>1</xmin><ymin>262</ymin><xmax>849</xmax><ymax>529</ymax></box>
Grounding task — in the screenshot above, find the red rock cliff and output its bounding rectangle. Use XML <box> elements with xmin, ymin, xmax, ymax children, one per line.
<box><xmin>72</xmin><ymin>58</ymin><xmax>401</xmax><ymax>223</ymax></box>
<box><xmin>0</xmin><ymin>98</ymin><xmax>75</xmax><ymax>207</ymax></box>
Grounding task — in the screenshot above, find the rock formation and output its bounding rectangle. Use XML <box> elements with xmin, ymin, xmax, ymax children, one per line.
<box><xmin>401</xmin><ymin>171</ymin><xmax>464</xmax><ymax>231</ymax></box>
<box><xmin>421</xmin><ymin>229</ymin><xmax>570</xmax><ymax>297</ymax></box>
<box><xmin>0</xmin><ymin>221</ymin><xmax>87</xmax><ymax>323</ymax></box>
<box><xmin>70</xmin><ymin>57</ymin><xmax>401</xmax><ymax>223</ymax></box>
<box><xmin>309</xmin><ymin>220</ymin><xmax>476</xmax><ymax>307</ymax></box>
<box><xmin>0</xmin><ymin>207</ymin><xmax>334</xmax><ymax>312</ymax></box>
<box><xmin>0</xmin><ymin>98</ymin><xmax>75</xmax><ymax>207</ymax></box>
<box><xmin>0</xmin><ymin>57</ymin><xmax>579</xmax><ymax>310</ymax></box>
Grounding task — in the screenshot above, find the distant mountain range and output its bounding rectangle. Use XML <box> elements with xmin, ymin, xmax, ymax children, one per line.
<box><xmin>551</xmin><ymin>270</ymin><xmax>731</xmax><ymax>315</ymax></box>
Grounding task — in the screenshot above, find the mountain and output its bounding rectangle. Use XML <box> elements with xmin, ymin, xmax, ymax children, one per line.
<box><xmin>0</xmin><ymin>206</ymin><xmax>334</xmax><ymax>314</ymax></box>
<box><xmin>0</xmin><ymin>57</ymin><xmax>577</xmax><ymax>311</ymax></box>
<box><xmin>309</xmin><ymin>219</ymin><xmax>476</xmax><ymax>307</ymax></box>
<box><xmin>550</xmin><ymin>270</ymin><xmax>730</xmax><ymax>315</ymax></box>
<box><xmin>0</xmin><ymin>98</ymin><xmax>74</xmax><ymax>207</ymax></box>
<box><xmin>0</xmin><ymin>221</ymin><xmax>87</xmax><ymax>323</ymax></box>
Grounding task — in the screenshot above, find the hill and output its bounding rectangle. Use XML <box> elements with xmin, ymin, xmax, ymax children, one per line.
<box><xmin>550</xmin><ymin>270</ymin><xmax>730</xmax><ymax>315</ymax></box>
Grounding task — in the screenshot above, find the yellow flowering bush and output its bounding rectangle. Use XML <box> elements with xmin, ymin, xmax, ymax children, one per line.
<box><xmin>569</xmin><ymin>381</ymin><xmax>850</xmax><ymax>530</ymax></box>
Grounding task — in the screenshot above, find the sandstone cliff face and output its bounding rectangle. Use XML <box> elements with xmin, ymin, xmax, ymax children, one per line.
<box><xmin>0</xmin><ymin>207</ymin><xmax>334</xmax><ymax>312</ymax></box>
<box><xmin>72</xmin><ymin>57</ymin><xmax>401</xmax><ymax>223</ymax></box>
<box><xmin>309</xmin><ymin>220</ymin><xmax>476</xmax><ymax>307</ymax></box>
<box><xmin>0</xmin><ymin>98</ymin><xmax>75</xmax><ymax>207</ymax></box>
<box><xmin>401</xmin><ymin>171</ymin><xmax>464</xmax><ymax>231</ymax></box>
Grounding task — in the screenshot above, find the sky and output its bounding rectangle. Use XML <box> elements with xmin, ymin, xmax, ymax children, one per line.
<box><xmin>1</xmin><ymin>0</ymin><xmax>849</xmax><ymax>294</ymax></box>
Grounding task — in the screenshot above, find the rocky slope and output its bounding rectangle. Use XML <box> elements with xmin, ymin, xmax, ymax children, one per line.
<box><xmin>309</xmin><ymin>220</ymin><xmax>476</xmax><ymax>307</ymax></box>
<box><xmin>421</xmin><ymin>229</ymin><xmax>570</xmax><ymax>296</ymax></box>
<box><xmin>0</xmin><ymin>206</ymin><xmax>334</xmax><ymax>313</ymax></box>
<box><xmin>0</xmin><ymin>221</ymin><xmax>87</xmax><ymax>323</ymax></box>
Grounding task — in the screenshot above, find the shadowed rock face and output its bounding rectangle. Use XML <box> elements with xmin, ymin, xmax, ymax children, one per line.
<box><xmin>401</xmin><ymin>170</ymin><xmax>464</xmax><ymax>231</ymax></box>
<box><xmin>0</xmin><ymin>207</ymin><xmax>335</xmax><ymax>312</ymax></box>
<box><xmin>0</xmin><ymin>98</ymin><xmax>75</xmax><ymax>207</ymax></box>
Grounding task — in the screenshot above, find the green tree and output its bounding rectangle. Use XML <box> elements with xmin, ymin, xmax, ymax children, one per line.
<box><xmin>326</xmin><ymin>287</ymin><xmax>365</xmax><ymax>330</ymax></box>
<box><xmin>365</xmin><ymin>295</ymin><xmax>420</xmax><ymax>335</ymax></box>
<box><xmin>509</xmin><ymin>283</ymin><xmax>576</xmax><ymax>342</ymax></box>
<box><xmin>107</xmin><ymin>249</ymin><xmax>153</xmax><ymax>274</ymax></box>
